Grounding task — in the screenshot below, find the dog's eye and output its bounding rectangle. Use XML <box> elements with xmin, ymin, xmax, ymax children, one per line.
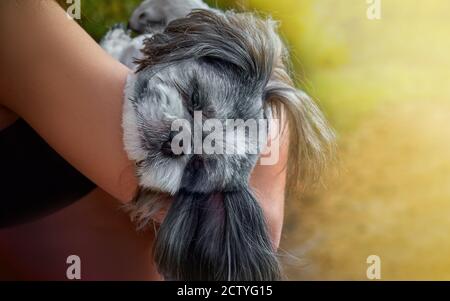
<box><xmin>191</xmin><ymin>88</ymin><xmax>201</xmax><ymax>111</ymax></box>
<box><xmin>188</xmin><ymin>78</ymin><xmax>203</xmax><ymax>115</ymax></box>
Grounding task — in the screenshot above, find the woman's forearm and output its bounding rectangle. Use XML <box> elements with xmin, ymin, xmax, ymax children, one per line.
<box><xmin>0</xmin><ymin>1</ymin><xmax>138</xmax><ymax>202</ymax></box>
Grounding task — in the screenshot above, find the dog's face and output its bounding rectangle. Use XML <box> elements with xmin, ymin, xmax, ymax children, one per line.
<box><xmin>126</xmin><ymin>54</ymin><xmax>266</xmax><ymax>195</ymax></box>
<box><xmin>129</xmin><ymin>0</ymin><xmax>210</xmax><ymax>33</ymax></box>
<box><xmin>123</xmin><ymin>10</ymin><xmax>279</xmax><ymax>195</ymax></box>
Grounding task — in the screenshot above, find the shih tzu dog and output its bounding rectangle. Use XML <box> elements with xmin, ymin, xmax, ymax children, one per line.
<box><xmin>101</xmin><ymin>0</ymin><xmax>334</xmax><ymax>281</ymax></box>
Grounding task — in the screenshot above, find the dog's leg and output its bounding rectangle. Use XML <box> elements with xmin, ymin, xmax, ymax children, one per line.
<box><xmin>100</xmin><ymin>24</ymin><xmax>133</xmax><ymax>61</ymax></box>
<box><xmin>129</xmin><ymin>0</ymin><xmax>212</xmax><ymax>33</ymax></box>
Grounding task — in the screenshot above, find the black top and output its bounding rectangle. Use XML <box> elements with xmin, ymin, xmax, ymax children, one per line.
<box><xmin>0</xmin><ymin>119</ymin><xmax>96</xmax><ymax>228</ymax></box>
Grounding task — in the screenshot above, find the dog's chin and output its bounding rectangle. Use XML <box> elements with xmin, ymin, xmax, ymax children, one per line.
<box><xmin>137</xmin><ymin>157</ymin><xmax>187</xmax><ymax>195</ymax></box>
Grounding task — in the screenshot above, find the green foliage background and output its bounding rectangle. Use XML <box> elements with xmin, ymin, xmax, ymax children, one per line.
<box><xmin>75</xmin><ymin>0</ymin><xmax>450</xmax><ymax>280</ymax></box>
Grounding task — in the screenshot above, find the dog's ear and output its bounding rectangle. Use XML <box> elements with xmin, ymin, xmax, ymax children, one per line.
<box><xmin>153</xmin><ymin>186</ymin><xmax>281</xmax><ymax>280</ymax></box>
<box><xmin>263</xmin><ymin>48</ymin><xmax>336</xmax><ymax>188</ymax></box>
<box><xmin>136</xmin><ymin>10</ymin><xmax>277</xmax><ymax>88</ymax></box>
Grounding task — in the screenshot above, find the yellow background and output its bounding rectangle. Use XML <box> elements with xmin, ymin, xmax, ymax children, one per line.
<box><xmin>80</xmin><ymin>0</ymin><xmax>450</xmax><ymax>280</ymax></box>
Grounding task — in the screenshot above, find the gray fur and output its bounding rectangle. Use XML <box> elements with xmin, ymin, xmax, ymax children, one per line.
<box><xmin>129</xmin><ymin>0</ymin><xmax>211</xmax><ymax>33</ymax></box>
<box><xmin>101</xmin><ymin>0</ymin><xmax>335</xmax><ymax>281</ymax></box>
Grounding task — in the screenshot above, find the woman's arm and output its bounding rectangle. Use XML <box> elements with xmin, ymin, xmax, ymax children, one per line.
<box><xmin>0</xmin><ymin>0</ymin><xmax>137</xmax><ymax>202</ymax></box>
<box><xmin>0</xmin><ymin>0</ymin><xmax>286</xmax><ymax>247</ymax></box>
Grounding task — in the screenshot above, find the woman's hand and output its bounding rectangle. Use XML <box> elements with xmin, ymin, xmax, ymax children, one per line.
<box><xmin>251</xmin><ymin>123</ymin><xmax>288</xmax><ymax>249</ymax></box>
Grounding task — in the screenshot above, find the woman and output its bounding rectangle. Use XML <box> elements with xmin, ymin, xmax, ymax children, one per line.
<box><xmin>0</xmin><ymin>0</ymin><xmax>287</xmax><ymax>280</ymax></box>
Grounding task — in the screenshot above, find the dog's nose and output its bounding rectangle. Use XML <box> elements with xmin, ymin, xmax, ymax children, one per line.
<box><xmin>138</xmin><ymin>11</ymin><xmax>148</xmax><ymax>23</ymax></box>
<box><xmin>129</xmin><ymin>9</ymin><xmax>166</xmax><ymax>33</ymax></box>
<box><xmin>161</xmin><ymin>131</ymin><xmax>183</xmax><ymax>157</ymax></box>
<box><xmin>129</xmin><ymin>11</ymin><xmax>149</xmax><ymax>33</ymax></box>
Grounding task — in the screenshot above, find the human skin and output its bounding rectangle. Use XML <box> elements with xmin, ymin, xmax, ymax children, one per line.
<box><xmin>0</xmin><ymin>0</ymin><xmax>287</xmax><ymax>279</ymax></box>
<box><xmin>0</xmin><ymin>188</ymin><xmax>162</xmax><ymax>280</ymax></box>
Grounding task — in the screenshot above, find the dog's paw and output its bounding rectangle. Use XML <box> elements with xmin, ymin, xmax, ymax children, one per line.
<box><xmin>129</xmin><ymin>0</ymin><xmax>210</xmax><ymax>34</ymax></box>
<box><xmin>100</xmin><ymin>23</ymin><xmax>132</xmax><ymax>60</ymax></box>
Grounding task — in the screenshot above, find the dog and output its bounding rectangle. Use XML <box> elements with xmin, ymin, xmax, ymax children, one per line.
<box><xmin>101</xmin><ymin>0</ymin><xmax>334</xmax><ymax>281</ymax></box>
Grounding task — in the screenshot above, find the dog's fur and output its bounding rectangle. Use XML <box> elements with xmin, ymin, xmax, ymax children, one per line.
<box><xmin>101</xmin><ymin>0</ymin><xmax>335</xmax><ymax>281</ymax></box>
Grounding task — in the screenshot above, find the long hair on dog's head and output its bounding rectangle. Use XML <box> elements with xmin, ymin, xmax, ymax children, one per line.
<box><xmin>124</xmin><ymin>9</ymin><xmax>334</xmax><ymax>280</ymax></box>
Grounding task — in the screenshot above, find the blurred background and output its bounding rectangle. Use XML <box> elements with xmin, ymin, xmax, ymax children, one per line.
<box><xmin>77</xmin><ymin>0</ymin><xmax>450</xmax><ymax>280</ymax></box>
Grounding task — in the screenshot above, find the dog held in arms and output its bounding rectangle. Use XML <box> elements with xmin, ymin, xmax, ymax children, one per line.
<box><xmin>100</xmin><ymin>0</ymin><xmax>334</xmax><ymax>280</ymax></box>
